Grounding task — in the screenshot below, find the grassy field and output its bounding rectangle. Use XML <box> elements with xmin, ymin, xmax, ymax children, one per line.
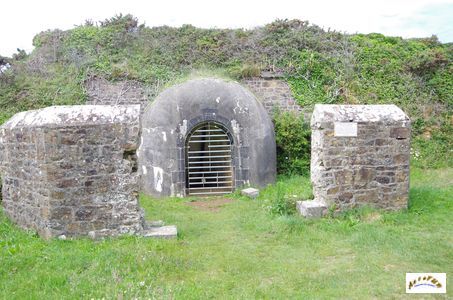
<box><xmin>0</xmin><ymin>168</ymin><xmax>452</xmax><ymax>299</ymax></box>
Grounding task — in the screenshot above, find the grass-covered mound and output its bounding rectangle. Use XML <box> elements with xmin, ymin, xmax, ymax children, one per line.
<box><xmin>0</xmin><ymin>14</ymin><xmax>451</xmax><ymax>171</ymax></box>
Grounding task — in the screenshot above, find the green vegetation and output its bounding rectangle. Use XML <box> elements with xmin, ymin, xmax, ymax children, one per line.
<box><xmin>259</xmin><ymin>175</ymin><xmax>313</xmax><ymax>215</ymax></box>
<box><xmin>1</xmin><ymin>168</ymin><xmax>451</xmax><ymax>298</ymax></box>
<box><xmin>273</xmin><ymin>112</ymin><xmax>311</xmax><ymax>175</ymax></box>
<box><xmin>0</xmin><ymin>14</ymin><xmax>451</xmax><ymax>171</ymax></box>
<box><xmin>0</xmin><ymin>15</ymin><xmax>451</xmax><ymax>299</ymax></box>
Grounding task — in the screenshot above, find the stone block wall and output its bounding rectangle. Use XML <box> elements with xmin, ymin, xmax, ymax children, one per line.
<box><xmin>310</xmin><ymin>104</ymin><xmax>411</xmax><ymax>211</ymax></box>
<box><xmin>85</xmin><ymin>76</ymin><xmax>152</xmax><ymax>113</ymax></box>
<box><xmin>0</xmin><ymin>105</ymin><xmax>144</xmax><ymax>238</ymax></box>
<box><xmin>242</xmin><ymin>76</ymin><xmax>301</xmax><ymax>115</ymax></box>
<box><xmin>84</xmin><ymin>75</ymin><xmax>301</xmax><ymax>117</ymax></box>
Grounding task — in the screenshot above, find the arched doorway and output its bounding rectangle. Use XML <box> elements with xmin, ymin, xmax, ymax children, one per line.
<box><xmin>138</xmin><ymin>78</ymin><xmax>276</xmax><ymax>197</ymax></box>
<box><xmin>185</xmin><ymin>122</ymin><xmax>234</xmax><ymax>196</ymax></box>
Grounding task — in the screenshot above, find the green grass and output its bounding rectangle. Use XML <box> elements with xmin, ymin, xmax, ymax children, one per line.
<box><xmin>1</xmin><ymin>169</ymin><xmax>452</xmax><ymax>299</ymax></box>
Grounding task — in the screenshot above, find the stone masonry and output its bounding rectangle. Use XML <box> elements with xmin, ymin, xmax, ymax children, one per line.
<box><xmin>310</xmin><ymin>104</ymin><xmax>411</xmax><ymax>211</ymax></box>
<box><xmin>242</xmin><ymin>75</ymin><xmax>302</xmax><ymax>115</ymax></box>
<box><xmin>85</xmin><ymin>76</ymin><xmax>153</xmax><ymax>113</ymax></box>
<box><xmin>0</xmin><ymin>105</ymin><xmax>175</xmax><ymax>239</ymax></box>
<box><xmin>85</xmin><ymin>75</ymin><xmax>301</xmax><ymax>117</ymax></box>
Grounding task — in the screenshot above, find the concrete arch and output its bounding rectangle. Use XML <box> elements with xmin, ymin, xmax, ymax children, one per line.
<box><xmin>138</xmin><ymin>78</ymin><xmax>276</xmax><ymax>197</ymax></box>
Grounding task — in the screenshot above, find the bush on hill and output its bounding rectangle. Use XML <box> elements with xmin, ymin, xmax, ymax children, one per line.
<box><xmin>0</xmin><ymin>15</ymin><xmax>451</xmax><ymax>171</ymax></box>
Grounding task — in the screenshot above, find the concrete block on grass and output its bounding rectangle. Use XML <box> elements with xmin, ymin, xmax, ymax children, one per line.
<box><xmin>297</xmin><ymin>200</ymin><xmax>327</xmax><ymax>218</ymax></box>
<box><xmin>142</xmin><ymin>225</ymin><xmax>177</xmax><ymax>239</ymax></box>
<box><xmin>241</xmin><ymin>188</ymin><xmax>259</xmax><ymax>199</ymax></box>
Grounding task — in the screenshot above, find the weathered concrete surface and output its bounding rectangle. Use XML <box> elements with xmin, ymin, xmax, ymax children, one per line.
<box><xmin>138</xmin><ymin>78</ymin><xmax>277</xmax><ymax>197</ymax></box>
<box><xmin>296</xmin><ymin>200</ymin><xmax>327</xmax><ymax>218</ymax></box>
<box><xmin>142</xmin><ymin>225</ymin><xmax>177</xmax><ymax>239</ymax></box>
<box><xmin>310</xmin><ymin>104</ymin><xmax>411</xmax><ymax>211</ymax></box>
<box><xmin>0</xmin><ymin>105</ymin><xmax>176</xmax><ymax>239</ymax></box>
<box><xmin>241</xmin><ymin>187</ymin><xmax>260</xmax><ymax>199</ymax></box>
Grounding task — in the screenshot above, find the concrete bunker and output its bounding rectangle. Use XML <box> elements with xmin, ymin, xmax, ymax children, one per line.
<box><xmin>138</xmin><ymin>78</ymin><xmax>277</xmax><ymax>197</ymax></box>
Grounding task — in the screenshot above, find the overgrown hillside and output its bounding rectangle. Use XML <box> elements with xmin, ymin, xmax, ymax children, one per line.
<box><xmin>0</xmin><ymin>14</ymin><xmax>451</xmax><ymax>170</ymax></box>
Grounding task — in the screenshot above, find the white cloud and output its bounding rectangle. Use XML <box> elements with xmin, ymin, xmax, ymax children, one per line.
<box><xmin>1</xmin><ymin>0</ymin><xmax>452</xmax><ymax>57</ymax></box>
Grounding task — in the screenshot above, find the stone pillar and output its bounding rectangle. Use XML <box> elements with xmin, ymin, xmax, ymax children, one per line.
<box><xmin>0</xmin><ymin>105</ymin><xmax>144</xmax><ymax>238</ymax></box>
<box><xmin>309</xmin><ymin>104</ymin><xmax>411</xmax><ymax>212</ymax></box>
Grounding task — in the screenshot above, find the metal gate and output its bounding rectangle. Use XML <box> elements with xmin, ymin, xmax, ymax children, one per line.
<box><xmin>186</xmin><ymin>122</ymin><xmax>234</xmax><ymax>196</ymax></box>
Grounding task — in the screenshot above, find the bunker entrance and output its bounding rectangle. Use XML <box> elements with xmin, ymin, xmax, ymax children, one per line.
<box><xmin>185</xmin><ymin>122</ymin><xmax>234</xmax><ymax>196</ymax></box>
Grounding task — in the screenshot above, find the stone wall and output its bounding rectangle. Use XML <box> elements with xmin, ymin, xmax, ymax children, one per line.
<box><xmin>242</xmin><ymin>76</ymin><xmax>301</xmax><ymax>115</ymax></box>
<box><xmin>85</xmin><ymin>76</ymin><xmax>152</xmax><ymax>113</ymax></box>
<box><xmin>85</xmin><ymin>75</ymin><xmax>301</xmax><ymax>117</ymax></box>
<box><xmin>0</xmin><ymin>105</ymin><xmax>144</xmax><ymax>238</ymax></box>
<box><xmin>310</xmin><ymin>104</ymin><xmax>411</xmax><ymax>211</ymax></box>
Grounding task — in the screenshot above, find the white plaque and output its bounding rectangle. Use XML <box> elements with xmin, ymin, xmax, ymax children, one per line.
<box><xmin>334</xmin><ymin>122</ymin><xmax>357</xmax><ymax>137</ymax></box>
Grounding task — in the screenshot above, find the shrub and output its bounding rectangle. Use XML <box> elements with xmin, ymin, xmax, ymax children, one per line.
<box><xmin>287</xmin><ymin>50</ymin><xmax>339</xmax><ymax>106</ymax></box>
<box><xmin>267</xmin><ymin>182</ymin><xmax>293</xmax><ymax>215</ymax></box>
<box><xmin>411</xmin><ymin>120</ymin><xmax>453</xmax><ymax>169</ymax></box>
<box><xmin>99</xmin><ymin>14</ymin><xmax>140</xmax><ymax>32</ymax></box>
<box><xmin>259</xmin><ymin>175</ymin><xmax>312</xmax><ymax>216</ymax></box>
<box><xmin>1</xmin><ymin>16</ymin><xmax>451</xmax><ymax>169</ymax></box>
<box><xmin>427</xmin><ymin>65</ymin><xmax>453</xmax><ymax>106</ymax></box>
<box><xmin>273</xmin><ymin>111</ymin><xmax>311</xmax><ymax>175</ymax></box>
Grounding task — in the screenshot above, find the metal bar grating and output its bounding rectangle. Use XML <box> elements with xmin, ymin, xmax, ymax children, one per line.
<box><xmin>186</xmin><ymin>122</ymin><xmax>234</xmax><ymax>196</ymax></box>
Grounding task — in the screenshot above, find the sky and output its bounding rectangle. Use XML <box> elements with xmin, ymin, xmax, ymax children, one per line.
<box><xmin>1</xmin><ymin>0</ymin><xmax>452</xmax><ymax>57</ymax></box>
